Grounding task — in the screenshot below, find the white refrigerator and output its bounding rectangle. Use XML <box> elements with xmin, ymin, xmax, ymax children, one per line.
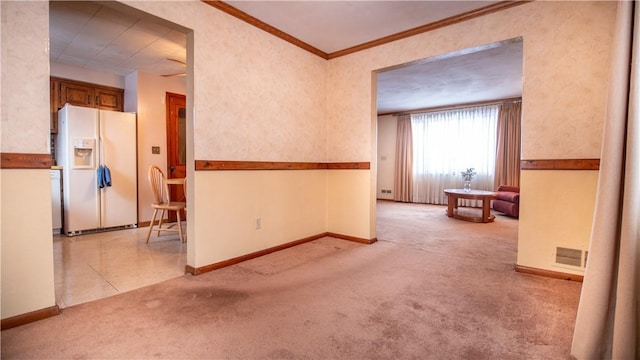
<box><xmin>56</xmin><ymin>104</ymin><xmax>138</xmax><ymax>235</ymax></box>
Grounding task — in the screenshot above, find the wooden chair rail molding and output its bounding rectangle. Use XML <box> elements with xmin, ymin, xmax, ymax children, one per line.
<box><xmin>520</xmin><ymin>159</ymin><xmax>600</xmax><ymax>171</ymax></box>
<box><xmin>195</xmin><ymin>160</ymin><xmax>370</xmax><ymax>170</ymax></box>
<box><xmin>1</xmin><ymin>153</ymin><xmax>51</xmax><ymax>169</ymax></box>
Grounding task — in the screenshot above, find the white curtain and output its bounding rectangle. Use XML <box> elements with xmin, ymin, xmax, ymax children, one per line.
<box><xmin>571</xmin><ymin>1</ymin><xmax>640</xmax><ymax>358</ymax></box>
<box><xmin>411</xmin><ymin>105</ymin><xmax>498</xmax><ymax>205</ymax></box>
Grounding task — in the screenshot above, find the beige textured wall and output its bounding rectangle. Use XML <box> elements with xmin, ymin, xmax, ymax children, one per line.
<box><xmin>1</xmin><ymin>171</ymin><xmax>56</xmax><ymax>318</ymax></box>
<box><xmin>0</xmin><ymin>1</ymin><xmax>56</xmax><ymax>319</ymax></box>
<box><xmin>128</xmin><ymin>1</ymin><xmax>328</xmax><ymax>163</ymax></box>
<box><xmin>327</xmin><ymin>170</ymin><xmax>373</xmax><ymax>239</ymax></box>
<box><xmin>326</xmin><ymin>1</ymin><xmax>616</xmax><ymax>270</ymax></box>
<box><xmin>193</xmin><ymin>171</ymin><xmax>328</xmax><ymax>267</ymax></box>
<box><xmin>0</xmin><ymin>1</ymin><xmax>50</xmax><ymax>153</ymax></box>
<box><xmin>518</xmin><ymin>171</ymin><xmax>598</xmax><ymax>275</ymax></box>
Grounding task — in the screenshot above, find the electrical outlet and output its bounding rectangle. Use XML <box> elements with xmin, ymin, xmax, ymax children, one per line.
<box><xmin>255</xmin><ymin>218</ymin><xmax>261</xmax><ymax>229</ymax></box>
<box><xmin>151</xmin><ymin>146</ymin><xmax>160</xmax><ymax>154</ymax></box>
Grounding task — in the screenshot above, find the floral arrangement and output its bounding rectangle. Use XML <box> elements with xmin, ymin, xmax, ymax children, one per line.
<box><xmin>461</xmin><ymin>168</ymin><xmax>477</xmax><ymax>182</ymax></box>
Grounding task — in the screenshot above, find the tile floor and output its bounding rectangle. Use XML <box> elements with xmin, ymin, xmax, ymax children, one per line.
<box><xmin>53</xmin><ymin>226</ymin><xmax>187</xmax><ymax>309</ymax></box>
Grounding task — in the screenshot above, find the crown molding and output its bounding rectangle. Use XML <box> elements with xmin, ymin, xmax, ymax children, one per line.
<box><xmin>203</xmin><ymin>1</ymin><xmax>531</xmax><ymax>60</ymax></box>
<box><xmin>202</xmin><ymin>1</ymin><xmax>329</xmax><ymax>59</ymax></box>
<box><xmin>328</xmin><ymin>1</ymin><xmax>530</xmax><ymax>59</ymax></box>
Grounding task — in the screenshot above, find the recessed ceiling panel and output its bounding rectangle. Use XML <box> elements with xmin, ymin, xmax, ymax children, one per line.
<box><xmin>49</xmin><ymin>1</ymin><xmax>188</xmax><ymax>77</ymax></box>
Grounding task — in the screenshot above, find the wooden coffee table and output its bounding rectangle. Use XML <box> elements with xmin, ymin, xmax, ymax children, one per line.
<box><xmin>443</xmin><ymin>189</ymin><xmax>498</xmax><ymax>223</ymax></box>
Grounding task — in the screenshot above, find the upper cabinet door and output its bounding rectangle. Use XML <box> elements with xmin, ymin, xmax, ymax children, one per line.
<box><xmin>60</xmin><ymin>82</ymin><xmax>95</xmax><ymax>107</ymax></box>
<box><xmin>95</xmin><ymin>87</ymin><xmax>123</xmax><ymax>111</ymax></box>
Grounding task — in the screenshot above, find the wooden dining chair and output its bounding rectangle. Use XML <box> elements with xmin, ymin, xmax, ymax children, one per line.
<box><xmin>146</xmin><ymin>165</ymin><xmax>186</xmax><ymax>243</ymax></box>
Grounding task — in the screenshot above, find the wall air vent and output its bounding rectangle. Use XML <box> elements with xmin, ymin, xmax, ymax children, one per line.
<box><xmin>556</xmin><ymin>247</ymin><xmax>582</xmax><ymax>267</ymax></box>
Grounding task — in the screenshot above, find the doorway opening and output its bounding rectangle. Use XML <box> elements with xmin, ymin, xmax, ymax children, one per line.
<box><xmin>373</xmin><ymin>38</ymin><xmax>523</xmax><ymax>244</ymax></box>
<box><xmin>49</xmin><ymin>0</ymin><xmax>194</xmax><ymax>308</ymax></box>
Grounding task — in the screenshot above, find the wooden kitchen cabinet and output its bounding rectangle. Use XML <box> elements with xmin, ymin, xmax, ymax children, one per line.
<box><xmin>50</xmin><ymin>77</ymin><xmax>124</xmax><ymax>133</ymax></box>
<box><xmin>94</xmin><ymin>87</ymin><xmax>123</xmax><ymax>110</ymax></box>
<box><xmin>59</xmin><ymin>81</ymin><xmax>95</xmax><ymax>108</ymax></box>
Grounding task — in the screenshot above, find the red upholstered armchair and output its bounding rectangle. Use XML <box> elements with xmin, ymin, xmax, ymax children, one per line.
<box><xmin>492</xmin><ymin>185</ymin><xmax>520</xmax><ymax>218</ymax></box>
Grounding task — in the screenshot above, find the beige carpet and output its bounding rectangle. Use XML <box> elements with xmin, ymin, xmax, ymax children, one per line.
<box><xmin>1</xmin><ymin>201</ymin><xmax>581</xmax><ymax>359</ymax></box>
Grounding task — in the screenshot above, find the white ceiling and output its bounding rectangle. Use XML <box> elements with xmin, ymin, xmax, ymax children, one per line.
<box><xmin>49</xmin><ymin>1</ymin><xmax>523</xmax><ymax>113</ymax></box>
<box><xmin>377</xmin><ymin>39</ymin><xmax>523</xmax><ymax>114</ymax></box>
<box><xmin>225</xmin><ymin>1</ymin><xmax>498</xmax><ymax>54</ymax></box>
<box><xmin>49</xmin><ymin>1</ymin><xmax>187</xmax><ymax>77</ymax></box>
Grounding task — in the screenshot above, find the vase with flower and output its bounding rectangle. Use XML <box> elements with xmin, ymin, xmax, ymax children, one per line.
<box><xmin>461</xmin><ymin>168</ymin><xmax>476</xmax><ymax>192</ymax></box>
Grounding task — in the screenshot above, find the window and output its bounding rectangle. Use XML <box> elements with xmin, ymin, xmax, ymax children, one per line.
<box><xmin>411</xmin><ymin>105</ymin><xmax>498</xmax><ymax>204</ymax></box>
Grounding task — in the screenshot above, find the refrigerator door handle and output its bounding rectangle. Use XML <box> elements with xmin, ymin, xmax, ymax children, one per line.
<box><xmin>98</xmin><ymin>121</ymin><xmax>104</xmax><ymax>167</ymax></box>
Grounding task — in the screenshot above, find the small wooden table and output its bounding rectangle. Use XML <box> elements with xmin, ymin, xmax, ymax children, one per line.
<box><xmin>443</xmin><ymin>189</ymin><xmax>498</xmax><ymax>223</ymax></box>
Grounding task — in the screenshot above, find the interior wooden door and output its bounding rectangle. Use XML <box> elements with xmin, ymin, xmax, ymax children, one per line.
<box><xmin>166</xmin><ymin>92</ymin><xmax>187</xmax><ymax>221</ymax></box>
